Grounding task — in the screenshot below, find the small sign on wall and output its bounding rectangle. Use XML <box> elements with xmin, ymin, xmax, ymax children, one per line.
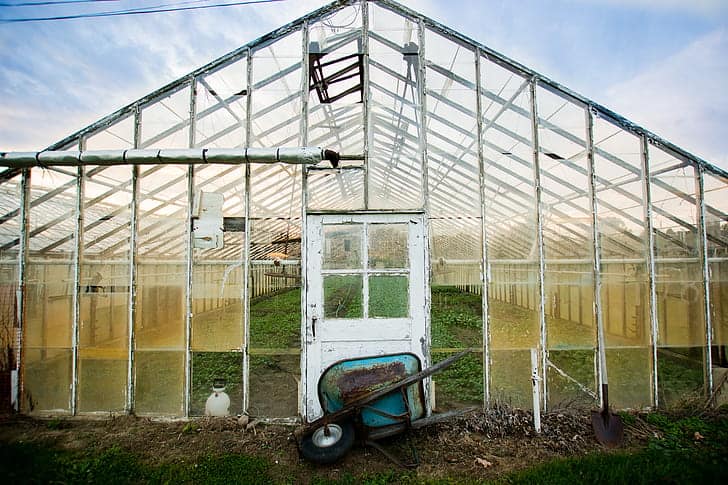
<box><xmin>192</xmin><ymin>191</ymin><xmax>224</xmax><ymax>249</ymax></box>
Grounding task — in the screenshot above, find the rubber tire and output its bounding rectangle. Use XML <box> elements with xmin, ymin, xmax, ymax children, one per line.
<box><xmin>300</xmin><ymin>420</ymin><xmax>355</xmax><ymax>465</ymax></box>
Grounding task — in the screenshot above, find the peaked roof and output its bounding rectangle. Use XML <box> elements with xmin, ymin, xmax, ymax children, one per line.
<box><xmin>3</xmin><ymin>0</ymin><xmax>726</xmax><ymax>261</ymax></box>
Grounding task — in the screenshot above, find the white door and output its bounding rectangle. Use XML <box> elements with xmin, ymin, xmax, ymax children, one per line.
<box><xmin>302</xmin><ymin>212</ymin><xmax>429</xmax><ymax>422</ymax></box>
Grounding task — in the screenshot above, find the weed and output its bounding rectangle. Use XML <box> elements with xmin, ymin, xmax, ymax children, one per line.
<box><xmin>46</xmin><ymin>418</ymin><xmax>65</xmax><ymax>430</ymax></box>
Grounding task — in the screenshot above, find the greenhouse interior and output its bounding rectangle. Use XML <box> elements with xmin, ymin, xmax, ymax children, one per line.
<box><xmin>1</xmin><ymin>0</ymin><xmax>727</xmax><ymax>420</ymax></box>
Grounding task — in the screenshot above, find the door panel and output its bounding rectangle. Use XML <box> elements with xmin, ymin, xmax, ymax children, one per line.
<box><xmin>303</xmin><ymin>212</ymin><xmax>428</xmax><ymax>421</ymax></box>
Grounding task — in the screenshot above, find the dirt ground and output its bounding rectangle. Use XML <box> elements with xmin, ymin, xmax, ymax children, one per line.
<box><xmin>0</xmin><ymin>406</ymin><xmax>657</xmax><ymax>483</ymax></box>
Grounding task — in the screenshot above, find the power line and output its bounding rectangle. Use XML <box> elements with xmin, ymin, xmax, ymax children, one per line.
<box><xmin>0</xmin><ymin>0</ymin><xmax>120</xmax><ymax>6</ymax></box>
<box><xmin>0</xmin><ymin>0</ymin><xmax>285</xmax><ymax>23</ymax></box>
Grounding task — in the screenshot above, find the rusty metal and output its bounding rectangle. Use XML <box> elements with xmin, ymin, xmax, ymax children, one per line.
<box><xmin>335</xmin><ymin>361</ymin><xmax>407</xmax><ymax>402</ymax></box>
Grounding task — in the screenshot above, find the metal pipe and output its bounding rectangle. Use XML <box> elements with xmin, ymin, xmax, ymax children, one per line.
<box><xmin>300</xmin><ymin>20</ymin><xmax>311</xmax><ymax>418</ymax></box>
<box><xmin>695</xmin><ymin>165</ymin><xmax>714</xmax><ymax>396</ymax></box>
<box><xmin>475</xmin><ymin>49</ymin><xmax>491</xmax><ymax>408</ymax></box>
<box><xmin>640</xmin><ymin>134</ymin><xmax>660</xmax><ymax>408</ymax></box>
<box><xmin>586</xmin><ymin>107</ymin><xmax>606</xmax><ymax>408</ymax></box>
<box><xmin>362</xmin><ymin>1</ymin><xmax>371</xmax><ymax>210</ymax></box>
<box><xmin>416</xmin><ymin>16</ymin><xmax>435</xmax><ymax>414</ymax></box>
<box><xmin>183</xmin><ymin>78</ymin><xmax>197</xmax><ymax>418</ymax></box>
<box><xmin>70</xmin><ymin>149</ymin><xmax>84</xmax><ymax>415</ymax></box>
<box><xmin>529</xmin><ymin>79</ymin><xmax>548</xmax><ymax>410</ymax></box>
<box><xmin>14</xmin><ymin>168</ymin><xmax>30</xmax><ymax>411</ymax></box>
<box><xmin>242</xmin><ymin>48</ymin><xmax>253</xmax><ymax>415</ymax></box>
<box><xmin>1</xmin><ymin>147</ymin><xmax>345</xmax><ymax>168</ymax></box>
<box><xmin>127</xmin><ymin>104</ymin><xmax>142</xmax><ymax>414</ymax></box>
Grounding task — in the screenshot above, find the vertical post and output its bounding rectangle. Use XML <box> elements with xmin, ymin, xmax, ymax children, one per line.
<box><xmin>416</xmin><ymin>16</ymin><xmax>434</xmax><ymax>412</ymax></box>
<box><xmin>300</xmin><ymin>20</ymin><xmax>310</xmax><ymax>417</ymax></box>
<box><xmin>71</xmin><ymin>137</ymin><xmax>85</xmax><ymax>415</ymax></box>
<box><xmin>127</xmin><ymin>104</ymin><xmax>141</xmax><ymax>413</ymax></box>
<box><xmin>586</xmin><ymin>107</ymin><xmax>607</xmax><ymax>408</ymax></box>
<box><xmin>695</xmin><ymin>165</ymin><xmax>713</xmax><ymax>396</ymax></box>
<box><xmin>184</xmin><ymin>76</ymin><xmax>197</xmax><ymax>417</ymax></box>
<box><xmin>475</xmin><ymin>49</ymin><xmax>490</xmax><ymax>408</ymax></box>
<box><xmin>641</xmin><ymin>135</ymin><xmax>659</xmax><ymax>407</ymax></box>
<box><xmin>361</xmin><ymin>0</ymin><xmax>370</xmax><ymax>209</ymax></box>
<box><xmin>15</xmin><ymin>168</ymin><xmax>30</xmax><ymax>411</ymax></box>
<box><xmin>529</xmin><ymin>79</ymin><xmax>548</xmax><ymax>409</ymax></box>
<box><xmin>531</xmin><ymin>348</ymin><xmax>541</xmax><ymax>433</ymax></box>
<box><xmin>416</xmin><ymin>18</ymin><xmax>429</xmax><ymax>215</ymax></box>
<box><xmin>243</xmin><ymin>48</ymin><xmax>253</xmax><ymax>413</ymax></box>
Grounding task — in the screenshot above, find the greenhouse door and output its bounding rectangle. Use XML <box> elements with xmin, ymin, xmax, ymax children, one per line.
<box><xmin>303</xmin><ymin>212</ymin><xmax>428</xmax><ymax>421</ymax></box>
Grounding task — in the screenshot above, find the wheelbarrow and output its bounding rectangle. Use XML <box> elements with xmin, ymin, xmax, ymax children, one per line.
<box><xmin>296</xmin><ymin>349</ymin><xmax>472</xmax><ymax>466</ymax></box>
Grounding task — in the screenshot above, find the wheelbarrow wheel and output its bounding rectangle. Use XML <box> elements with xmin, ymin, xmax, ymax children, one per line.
<box><xmin>300</xmin><ymin>420</ymin><xmax>355</xmax><ymax>464</ymax></box>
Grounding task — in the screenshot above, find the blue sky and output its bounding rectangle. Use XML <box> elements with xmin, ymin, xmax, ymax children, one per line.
<box><xmin>1</xmin><ymin>0</ymin><xmax>727</xmax><ymax>169</ymax></box>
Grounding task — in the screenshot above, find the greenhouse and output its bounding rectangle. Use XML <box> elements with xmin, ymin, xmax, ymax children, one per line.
<box><xmin>1</xmin><ymin>0</ymin><xmax>727</xmax><ymax>421</ymax></box>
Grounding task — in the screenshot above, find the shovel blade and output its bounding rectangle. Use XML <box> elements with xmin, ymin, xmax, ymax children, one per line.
<box><xmin>591</xmin><ymin>409</ymin><xmax>624</xmax><ymax>448</ymax></box>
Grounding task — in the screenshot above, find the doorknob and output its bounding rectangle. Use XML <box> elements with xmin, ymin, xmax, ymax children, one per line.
<box><xmin>311</xmin><ymin>315</ymin><xmax>317</xmax><ymax>339</ymax></box>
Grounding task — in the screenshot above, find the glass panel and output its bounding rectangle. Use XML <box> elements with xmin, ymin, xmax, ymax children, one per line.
<box><xmin>84</xmin><ymin>115</ymin><xmax>135</xmax><ymax>150</ymax></box>
<box><xmin>425</xmin><ymin>30</ymin><xmax>479</xmax><ymax>223</ymax></box>
<box><xmin>78</xmin><ymin>359</ymin><xmax>126</xmax><ymax>412</ymax></box>
<box><xmin>324</xmin><ymin>275</ymin><xmax>363</xmax><ymax>319</ymax></box>
<box><xmin>250</xmin><ymin>31</ymin><xmax>302</xmax><ymax>148</ymax></box>
<box><xmin>650</xmin><ymin>148</ymin><xmax>705</xmax><ymax>406</ymax></box>
<box><xmin>490</xmin><ymin>349</ymin><xmax>531</xmax><ymax>408</ymax></box>
<box><xmin>307</xmin><ymin>170</ymin><xmax>365</xmax><ymax>211</ymax></box>
<box><xmin>140</xmin><ymin>87</ymin><xmax>191</xmax><ymax>149</ymax></box>
<box><xmin>368</xmin><ymin>223</ymin><xmax>408</xmax><ymax>269</ymax></box>
<box><xmin>547</xmin><ymin>349</ymin><xmax>594</xmax><ymax>409</ymax></box>
<box><xmin>593</xmin><ymin>117</ymin><xmax>651</xmax><ymax>408</ymax></box>
<box><xmin>369</xmin><ymin>275</ymin><xmax>408</xmax><ymax>318</ymax></box>
<box><xmin>195</xmin><ymin>57</ymin><xmax>247</xmax><ymax>148</ymax></box>
<box><xmin>78</xmin><ymin>165</ymin><xmax>131</xmax><ymax>412</ymax></box>
<box><xmin>482</xmin><ymin>57</ymin><xmax>539</xmax><ymax>408</ymax></box>
<box><xmin>0</xmin><ymin>170</ymin><xmax>21</xmax><ymax>411</ymax></box>
<box><xmin>537</xmin><ymin>88</ymin><xmax>596</xmax><ymax>411</ymax></box>
<box><xmin>368</xmin><ymin>4</ymin><xmax>423</xmax><ymax>209</ymax></box>
<box><xmin>704</xmin><ymin>173</ymin><xmax>728</xmax><ymax>364</ymax></box>
<box><xmin>323</xmin><ymin>224</ymin><xmax>362</xmax><ymax>270</ymax></box>
<box><xmin>307</xmin><ymin>6</ymin><xmax>365</xmax><ymax>156</ymax></box>
<box><xmin>134</xmin><ymin>351</ymin><xmax>184</xmax><ymax>416</ymax></box>
<box><xmin>134</xmin><ymin>164</ymin><xmax>187</xmax><ymax>415</ymax></box>
<box><xmin>191</xmin><ymin>165</ymin><xmax>245</xmax><ymax>352</ymax></box>
<box><xmin>24</xmin><ymin>167</ymin><xmax>76</xmax><ymax>412</ymax></box>
<box><xmin>23</xmin><ymin>348</ymin><xmax>72</xmax><ymax>412</ymax></box>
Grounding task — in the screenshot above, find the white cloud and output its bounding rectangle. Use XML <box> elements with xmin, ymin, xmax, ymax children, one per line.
<box><xmin>604</xmin><ymin>29</ymin><xmax>728</xmax><ymax>169</ymax></box>
<box><xmin>576</xmin><ymin>0</ymin><xmax>728</xmax><ymax>14</ymax></box>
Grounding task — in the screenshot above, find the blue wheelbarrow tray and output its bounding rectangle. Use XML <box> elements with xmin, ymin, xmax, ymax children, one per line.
<box><xmin>319</xmin><ymin>352</ymin><xmax>426</xmax><ymax>437</ymax></box>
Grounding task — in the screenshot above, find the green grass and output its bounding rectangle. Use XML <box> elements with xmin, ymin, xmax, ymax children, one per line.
<box><xmin>249</xmin><ymin>289</ymin><xmax>301</xmax><ymax>349</ymax></box>
<box><xmin>0</xmin><ymin>443</ymin><xmax>274</xmax><ymax>485</ymax></box>
<box><xmin>2</xmin><ymin>412</ymin><xmax>726</xmax><ymax>484</ymax></box>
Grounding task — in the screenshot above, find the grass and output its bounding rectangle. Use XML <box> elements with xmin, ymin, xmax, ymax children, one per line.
<box><xmin>2</xmin><ymin>412</ymin><xmax>726</xmax><ymax>484</ymax></box>
<box><xmin>0</xmin><ymin>443</ymin><xmax>275</xmax><ymax>485</ymax></box>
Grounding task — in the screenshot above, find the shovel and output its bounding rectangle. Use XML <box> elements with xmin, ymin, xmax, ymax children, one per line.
<box><xmin>591</xmin><ymin>331</ymin><xmax>624</xmax><ymax>447</ymax></box>
<box><xmin>592</xmin><ymin>382</ymin><xmax>623</xmax><ymax>447</ymax></box>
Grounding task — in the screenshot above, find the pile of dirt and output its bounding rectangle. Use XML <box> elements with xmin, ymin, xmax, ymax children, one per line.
<box><xmin>0</xmin><ymin>407</ymin><xmax>651</xmax><ymax>482</ymax></box>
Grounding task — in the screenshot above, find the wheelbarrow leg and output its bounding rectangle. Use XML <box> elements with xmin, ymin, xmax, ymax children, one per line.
<box><xmin>365</xmin><ymin>430</ymin><xmax>419</xmax><ymax>469</ymax></box>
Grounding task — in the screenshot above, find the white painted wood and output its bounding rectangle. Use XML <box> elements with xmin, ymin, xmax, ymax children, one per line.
<box><xmin>303</xmin><ymin>212</ymin><xmax>427</xmax><ymax>422</ymax></box>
